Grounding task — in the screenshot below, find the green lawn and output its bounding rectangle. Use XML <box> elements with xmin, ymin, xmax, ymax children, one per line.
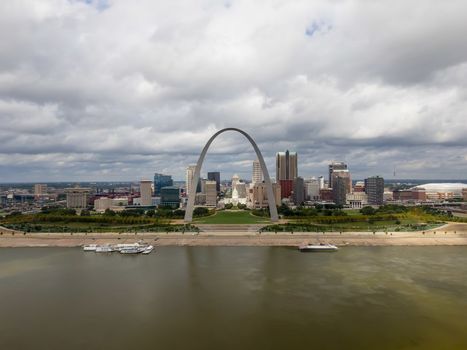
<box><xmin>344</xmin><ymin>210</ymin><xmax>363</xmax><ymax>216</ymax></box>
<box><xmin>194</xmin><ymin>210</ymin><xmax>271</xmax><ymax>224</ymax></box>
<box><xmin>263</xmin><ymin>219</ymin><xmax>444</xmax><ymax>232</ymax></box>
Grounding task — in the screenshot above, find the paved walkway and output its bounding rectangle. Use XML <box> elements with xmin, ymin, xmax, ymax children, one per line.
<box><xmin>1</xmin><ymin>223</ymin><xmax>467</xmax><ymax>247</ymax></box>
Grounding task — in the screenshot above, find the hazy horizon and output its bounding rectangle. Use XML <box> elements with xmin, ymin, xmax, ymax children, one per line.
<box><xmin>2</xmin><ymin>179</ymin><xmax>467</xmax><ymax>186</ymax></box>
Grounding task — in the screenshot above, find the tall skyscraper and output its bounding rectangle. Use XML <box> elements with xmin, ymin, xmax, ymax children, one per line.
<box><xmin>332</xmin><ymin>171</ymin><xmax>351</xmax><ymax>206</ymax></box>
<box><xmin>276</xmin><ymin>150</ymin><xmax>297</xmax><ymax>199</ymax></box>
<box><xmin>207</xmin><ymin>171</ymin><xmax>221</xmax><ymax>193</ymax></box>
<box><xmin>276</xmin><ymin>150</ymin><xmax>298</xmax><ymax>181</ymax></box>
<box><xmin>328</xmin><ymin>162</ymin><xmax>348</xmax><ymax>188</ymax></box>
<box><xmin>153</xmin><ymin>173</ymin><xmax>173</xmax><ymax>196</ymax></box>
<box><xmin>140</xmin><ymin>180</ymin><xmax>153</xmax><ymax>206</ymax></box>
<box><xmin>186</xmin><ymin>165</ymin><xmax>196</xmax><ymax>198</ymax></box>
<box><xmin>252</xmin><ymin>159</ymin><xmax>263</xmax><ymax>184</ymax></box>
<box><xmin>365</xmin><ymin>176</ymin><xmax>385</xmax><ymax>205</ymax></box>
<box><xmin>293</xmin><ymin>177</ymin><xmax>305</xmax><ymax>205</ymax></box>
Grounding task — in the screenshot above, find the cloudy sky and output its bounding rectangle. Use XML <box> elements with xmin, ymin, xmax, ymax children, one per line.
<box><xmin>1</xmin><ymin>0</ymin><xmax>467</xmax><ymax>182</ymax></box>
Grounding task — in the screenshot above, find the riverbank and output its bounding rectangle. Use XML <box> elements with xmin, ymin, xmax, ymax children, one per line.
<box><xmin>1</xmin><ymin>223</ymin><xmax>467</xmax><ymax>247</ymax></box>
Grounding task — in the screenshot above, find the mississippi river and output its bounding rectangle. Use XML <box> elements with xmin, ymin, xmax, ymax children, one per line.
<box><xmin>1</xmin><ymin>246</ymin><xmax>467</xmax><ymax>349</ymax></box>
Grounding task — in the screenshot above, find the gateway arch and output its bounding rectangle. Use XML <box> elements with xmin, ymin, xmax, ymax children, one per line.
<box><xmin>184</xmin><ymin>128</ymin><xmax>279</xmax><ymax>222</ymax></box>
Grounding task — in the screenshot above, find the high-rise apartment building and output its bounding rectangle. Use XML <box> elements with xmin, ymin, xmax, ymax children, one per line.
<box><xmin>140</xmin><ymin>180</ymin><xmax>153</xmax><ymax>206</ymax></box>
<box><xmin>276</xmin><ymin>150</ymin><xmax>297</xmax><ymax>181</ymax></box>
<box><xmin>34</xmin><ymin>184</ymin><xmax>47</xmax><ymax>197</ymax></box>
<box><xmin>252</xmin><ymin>159</ymin><xmax>263</xmax><ymax>184</ymax></box>
<box><xmin>205</xmin><ymin>180</ymin><xmax>217</xmax><ymax>207</ymax></box>
<box><xmin>328</xmin><ymin>162</ymin><xmax>348</xmax><ymax>188</ymax></box>
<box><xmin>153</xmin><ymin>173</ymin><xmax>173</xmax><ymax>196</ymax></box>
<box><xmin>207</xmin><ymin>172</ymin><xmax>221</xmax><ymax>193</ymax></box>
<box><xmin>305</xmin><ymin>177</ymin><xmax>320</xmax><ymax>201</ymax></box>
<box><xmin>64</xmin><ymin>187</ymin><xmax>90</xmax><ymax>209</ymax></box>
<box><xmin>186</xmin><ymin>165</ymin><xmax>196</xmax><ymax>198</ymax></box>
<box><xmin>365</xmin><ymin>176</ymin><xmax>385</xmax><ymax>205</ymax></box>
<box><xmin>250</xmin><ymin>182</ymin><xmax>281</xmax><ymax>209</ymax></box>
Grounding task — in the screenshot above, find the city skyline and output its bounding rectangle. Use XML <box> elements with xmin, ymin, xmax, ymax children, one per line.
<box><xmin>1</xmin><ymin>1</ymin><xmax>467</xmax><ymax>182</ymax></box>
<box><xmin>2</xmin><ymin>2</ymin><xmax>467</xmax><ymax>349</ymax></box>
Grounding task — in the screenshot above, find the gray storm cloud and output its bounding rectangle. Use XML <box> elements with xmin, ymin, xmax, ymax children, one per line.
<box><xmin>0</xmin><ymin>0</ymin><xmax>466</xmax><ymax>182</ymax></box>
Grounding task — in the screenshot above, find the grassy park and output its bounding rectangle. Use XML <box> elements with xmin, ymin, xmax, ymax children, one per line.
<box><xmin>194</xmin><ymin>210</ymin><xmax>270</xmax><ymax>224</ymax></box>
<box><xmin>261</xmin><ymin>219</ymin><xmax>443</xmax><ymax>233</ymax></box>
<box><xmin>1</xmin><ymin>204</ymin><xmax>464</xmax><ymax>233</ymax></box>
<box><xmin>0</xmin><ymin>209</ymin><xmax>197</xmax><ymax>233</ymax></box>
<box><xmin>259</xmin><ymin>205</ymin><xmax>460</xmax><ymax>232</ymax></box>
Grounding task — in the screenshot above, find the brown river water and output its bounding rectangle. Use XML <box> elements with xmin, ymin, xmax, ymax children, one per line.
<box><xmin>1</xmin><ymin>246</ymin><xmax>467</xmax><ymax>350</ymax></box>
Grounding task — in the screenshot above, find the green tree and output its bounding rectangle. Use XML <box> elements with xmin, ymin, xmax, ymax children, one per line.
<box><xmin>360</xmin><ymin>206</ymin><xmax>376</xmax><ymax>215</ymax></box>
<box><xmin>103</xmin><ymin>209</ymin><xmax>116</xmax><ymax>216</ymax></box>
<box><xmin>193</xmin><ymin>207</ymin><xmax>210</xmax><ymax>217</ymax></box>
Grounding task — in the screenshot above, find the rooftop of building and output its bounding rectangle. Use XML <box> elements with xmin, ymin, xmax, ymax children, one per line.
<box><xmin>411</xmin><ymin>183</ymin><xmax>467</xmax><ymax>193</ymax></box>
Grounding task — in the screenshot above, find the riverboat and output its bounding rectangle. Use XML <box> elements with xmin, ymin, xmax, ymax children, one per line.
<box><xmin>142</xmin><ymin>245</ymin><xmax>154</xmax><ymax>254</ymax></box>
<box><xmin>83</xmin><ymin>242</ymin><xmax>154</xmax><ymax>255</ymax></box>
<box><xmin>114</xmin><ymin>243</ymin><xmax>140</xmax><ymax>252</ymax></box>
<box><xmin>83</xmin><ymin>244</ymin><xmax>98</xmax><ymax>251</ymax></box>
<box><xmin>298</xmin><ymin>243</ymin><xmax>338</xmax><ymax>252</ymax></box>
<box><xmin>95</xmin><ymin>245</ymin><xmax>115</xmax><ymax>253</ymax></box>
<box><xmin>120</xmin><ymin>246</ymin><xmax>146</xmax><ymax>254</ymax></box>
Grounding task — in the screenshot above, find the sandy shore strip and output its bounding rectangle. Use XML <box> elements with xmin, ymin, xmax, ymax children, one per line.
<box><xmin>1</xmin><ymin>229</ymin><xmax>467</xmax><ymax>247</ymax></box>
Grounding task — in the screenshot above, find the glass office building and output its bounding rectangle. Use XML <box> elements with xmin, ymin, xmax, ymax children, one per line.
<box><xmin>154</xmin><ymin>173</ymin><xmax>173</xmax><ymax>196</ymax></box>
